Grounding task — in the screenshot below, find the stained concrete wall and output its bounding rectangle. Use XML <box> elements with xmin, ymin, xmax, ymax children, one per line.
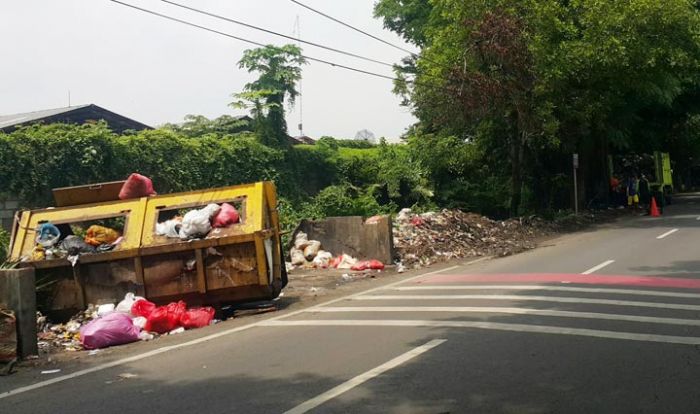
<box><xmin>0</xmin><ymin>268</ymin><xmax>37</xmax><ymax>358</ymax></box>
<box><xmin>0</xmin><ymin>198</ymin><xmax>19</xmax><ymax>232</ymax></box>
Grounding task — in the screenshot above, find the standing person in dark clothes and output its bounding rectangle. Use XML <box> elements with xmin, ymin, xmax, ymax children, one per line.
<box><xmin>639</xmin><ymin>174</ymin><xmax>651</xmax><ymax>211</ymax></box>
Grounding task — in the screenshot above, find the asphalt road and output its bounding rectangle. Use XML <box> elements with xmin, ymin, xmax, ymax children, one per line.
<box><xmin>3</xmin><ymin>195</ymin><xmax>700</xmax><ymax>413</ymax></box>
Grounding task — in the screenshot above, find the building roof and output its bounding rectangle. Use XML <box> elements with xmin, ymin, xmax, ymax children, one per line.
<box><xmin>0</xmin><ymin>104</ymin><xmax>152</xmax><ymax>133</ymax></box>
<box><xmin>292</xmin><ymin>135</ymin><xmax>316</xmax><ymax>145</ymax></box>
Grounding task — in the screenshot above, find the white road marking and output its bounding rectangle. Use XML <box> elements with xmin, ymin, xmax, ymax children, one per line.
<box><xmin>0</xmin><ymin>265</ymin><xmax>461</xmax><ymax>400</ymax></box>
<box><xmin>351</xmin><ymin>295</ymin><xmax>700</xmax><ymax>311</ymax></box>
<box><xmin>582</xmin><ymin>260</ymin><xmax>615</xmax><ymax>275</ymax></box>
<box><xmin>262</xmin><ymin>320</ymin><xmax>700</xmax><ymax>345</ymax></box>
<box><xmin>393</xmin><ymin>285</ymin><xmax>700</xmax><ymax>299</ymax></box>
<box><xmin>657</xmin><ymin>229</ymin><xmax>679</xmax><ymax>239</ymax></box>
<box><xmin>461</xmin><ymin>256</ymin><xmax>491</xmax><ymax>266</ymax></box>
<box><xmin>310</xmin><ymin>306</ymin><xmax>700</xmax><ymax>326</ymax></box>
<box><xmin>283</xmin><ymin>339</ymin><xmax>446</xmax><ymax>414</ymax></box>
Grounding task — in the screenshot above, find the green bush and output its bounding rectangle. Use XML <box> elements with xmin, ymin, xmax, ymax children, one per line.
<box><xmin>0</xmin><ymin>228</ymin><xmax>9</xmax><ymax>260</ymax></box>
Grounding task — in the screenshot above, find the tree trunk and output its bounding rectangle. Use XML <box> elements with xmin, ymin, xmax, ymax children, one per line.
<box><xmin>510</xmin><ymin>132</ymin><xmax>525</xmax><ymax>216</ymax></box>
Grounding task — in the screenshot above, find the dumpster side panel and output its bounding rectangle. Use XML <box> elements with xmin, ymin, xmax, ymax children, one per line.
<box><xmin>205</xmin><ymin>243</ymin><xmax>259</xmax><ymax>290</ymax></box>
<box><xmin>143</xmin><ymin>252</ymin><xmax>199</xmax><ymax>299</ymax></box>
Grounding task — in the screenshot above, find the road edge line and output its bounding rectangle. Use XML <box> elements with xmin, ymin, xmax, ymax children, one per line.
<box><xmin>0</xmin><ymin>264</ymin><xmax>461</xmax><ymax>400</ymax></box>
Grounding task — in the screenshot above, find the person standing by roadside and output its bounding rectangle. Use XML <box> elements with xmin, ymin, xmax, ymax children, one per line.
<box><xmin>627</xmin><ymin>174</ymin><xmax>640</xmax><ymax>208</ymax></box>
<box><xmin>639</xmin><ymin>174</ymin><xmax>651</xmax><ymax>211</ymax></box>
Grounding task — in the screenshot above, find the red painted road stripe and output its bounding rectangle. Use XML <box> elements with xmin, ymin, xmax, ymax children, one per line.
<box><xmin>414</xmin><ymin>274</ymin><xmax>700</xmax><ymax>290</ymax></box>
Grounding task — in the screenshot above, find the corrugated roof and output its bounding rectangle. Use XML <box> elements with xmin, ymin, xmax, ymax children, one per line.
<box><xmin>0</xmin><ymin>104</ymin><xmax>91</xmax><ymax>129</ymax></box>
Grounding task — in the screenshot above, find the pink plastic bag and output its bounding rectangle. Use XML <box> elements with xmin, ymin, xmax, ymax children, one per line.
<box><xmin>119</xmin><ymin>173</ymin><xmax>157</xmax><ymax>200</ymax></box>
<box><xmin>131</xmin><ymin>299</ymin><xmax>156</xmax><ymax>318</ymax></box>
<box><xmin>145</xmin><ymin>301</ymin><xmax>186</xmax><ymax>334</ymax></box>
<box><xmin>79</xmin><ymin>312</ymin><xmax>140</xmax><ymax>350</ymax></box>
<box><xmin>368</xmin><ymin>259</ymin><xmax>385</xmax><ymax>270</ymax></box>
<box><xmin>180</xmin><ymin>307</ymin><xmax>215</xmax><ymax>329</ymax></box>
<box><xmin>212</xmin><ymin>203</ymin><xmax>240</xmax><ymax>228</ymax></box>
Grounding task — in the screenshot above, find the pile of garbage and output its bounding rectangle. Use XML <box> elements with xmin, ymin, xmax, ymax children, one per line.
<box><xmin>156</xmin><ymin>202</ymin><xmax>240</xmax><ymax>240</ymax></box>
<box><xmin>31</xmin><ymin>223</ymin><xmax>123</xmax><ymax>266</ymax></box>
<box><xmin>37</xmin><ymin>293</ymin><xmax>216</xmax><ymax>352</ymax></box>
<box><xmin>393</xmin><ymin>208</ymin><xmax>556</xmax><ymax>268</ymax></box>
<box><xmin>288</xmin><ymin>232</ymin><xmax>384</xmax><ymax>272</ymax></box>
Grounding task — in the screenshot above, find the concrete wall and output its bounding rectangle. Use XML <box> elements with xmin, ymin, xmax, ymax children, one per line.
<box><xmin>0</xmin><ymin>197</ymin><xmax>20</xmax><ymax>232</ymax></box>
<box><xmin>0</xmin><ymin>268</ymin><xmax>37</xmax><ymax>358</ymax></box>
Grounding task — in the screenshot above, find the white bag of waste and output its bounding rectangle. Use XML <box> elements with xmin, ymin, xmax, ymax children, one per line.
<box><xmin>294</xmin><ymin>232</ymin><xmax>309</xmax><ymax>250</ymax></box>
<box><xmin>336</xmin><ymin>254</ymin><xmax>358</xmax><ymax>269</ymax></box>
<box><xmin>312</xmin><ymin>250</ymin><xmax>333</xmax><ymax>268</ymax></box>
<box><xmin>115</xmin><ymin>293</ymin><xmax>145</xmax><ymax>315</ymax></box>
<box><xmin>290</xmin><ymin>248</ymin><xmax>306</xmax><ymax>266</ymax></box>
<box><xmin>303</xmin><ymin>240</ymin><xmax>321</xmax><ymax>261</ymax></box>
<box><xmin>179</xmin><ymin>204</ymin><xmax>221</xmax><ymax>240</ymax></box>
<box><xmin>156</xmin><ymin>218</ymin><xmax>182</xmax><ymax>238</ymax></box>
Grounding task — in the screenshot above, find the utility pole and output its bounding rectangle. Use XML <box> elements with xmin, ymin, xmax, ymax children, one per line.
<box><xmin>573</xmin><ymin>153</ymin><xmax>579</xmax><ymax>215</ymax></box>
<box><xmin>293</xmin><ymin>15</ymin><xmax>303</xmax><ymax>136</ymax></box>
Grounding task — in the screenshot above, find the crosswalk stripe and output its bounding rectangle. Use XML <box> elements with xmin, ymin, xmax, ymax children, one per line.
<box><xmin>352</xmin><ymin>295</ymin><xmax>700</xmax><ymax>311</ymax></box>
<box><xmin>309</xmin><ymin>307</ymin><xmax>700</xmax><ymax>326</ymax></box>
<box><xmin>260</xmin><ymin>319</ymin><xmax>700</xmax><ymax>345</ymax></box>
<box><xmin>392</xmin><ymin>285</ymin><xmax>700</xmax><ymax>299</ymax></box>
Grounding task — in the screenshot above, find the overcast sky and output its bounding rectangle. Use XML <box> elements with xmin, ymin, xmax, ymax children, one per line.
<box><xmin>0</xmin><ymin>0</ymin><xmax>417</xmax><ymax>139</ymax></box>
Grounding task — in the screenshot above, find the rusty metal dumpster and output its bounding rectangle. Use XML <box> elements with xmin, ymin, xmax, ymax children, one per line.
<box><xmin>9</xmin><ymin>181</ymin><xmax>286</xmax><ymax>314</ymax></box>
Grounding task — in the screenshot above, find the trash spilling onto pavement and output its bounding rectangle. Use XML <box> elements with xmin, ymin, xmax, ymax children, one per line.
<box><xmin>36</xmin><ymin>293</ymin><xmax>219</xmax><ymax>352</ymax></box>
<box><xmin>287</xmin><ymin>232</ymin><xmax>386</xmax><ymax>272</ymax></box>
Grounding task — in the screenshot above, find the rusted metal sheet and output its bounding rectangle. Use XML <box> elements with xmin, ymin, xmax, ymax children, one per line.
<box><xmin>53</xmin><ymin>181</ymin><xmax>126</xmax><ymax>207</ymax></box>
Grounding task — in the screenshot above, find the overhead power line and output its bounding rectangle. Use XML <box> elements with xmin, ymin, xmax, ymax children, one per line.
<box><xmin>287</xmin><ymin>0</ymin><xmax>416</xmax><ymax>56</ymax></box>
<box><xmin>160</xmin><ymin>0</ymin><xmax>395</xmax><ymax>68</ymax></box>
<box><xmin>108</xmin><ymin>0</ymin><xmax>397</xmax><ymax>81</ymax></box>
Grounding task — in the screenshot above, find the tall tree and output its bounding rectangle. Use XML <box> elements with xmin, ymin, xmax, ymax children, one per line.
<box><xmin>232</xmin><ymin>45</ymin><xmax>306</xmax><ymax>148</ymax></box>
<box><xmin>376</xmin><ymin>0</ymin><xmax>700</xmax><ymax>214</ymax></box>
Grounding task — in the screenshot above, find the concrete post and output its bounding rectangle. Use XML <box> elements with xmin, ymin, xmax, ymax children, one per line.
<box><xmin>0</xmin><ymin>268</ymin><xmax>37</xmax><ymax>358</ymax></box>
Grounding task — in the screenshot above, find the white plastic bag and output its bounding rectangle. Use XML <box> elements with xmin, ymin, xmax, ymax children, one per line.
<box><xmin>97</xmin><ymin>303</ymin><xmax>115</xmax><ymax>317</ymax></box>
<box><xmin>179</xmin><ymin>204</ymin><xmax>221</xmax><ymax>240</ymax></box>
<box><xmin>293</xmin><ymin>232</ymin><xmax>309</xmax><ymax>250</ymax></box>
<box><xmin>290</xmin><ymin>248</ymin><xmax>306</xmax><ymax>266</ymax></box>
<box><xmin>132</xmin><ymin>316</ymin><xmax>148</xmax><ymax>330</ymax></box>
<box><xmin>115</xmin><ymin>293</ymin><xmax>144</xmax><ymax>315</ymax></box>
<box><xmin>156</xmin><ymin>219</ymin><xmax>182</xmax><ymax>238</ymax></box>
<box><xmin>336</xmin><ymin>254</ymin><xmax>358</xmax><ymax>269</ymax></box>
<box><xmin>312</xmin><ymin>250</ymin><xmax>333</xmax><ymax>268</ymax></box>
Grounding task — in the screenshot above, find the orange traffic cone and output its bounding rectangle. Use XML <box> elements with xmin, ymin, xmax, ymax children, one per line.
<box><xmin>650</xmin><ymin>197</ymin><xmax>661</xmax><ymax>217</ymax></box>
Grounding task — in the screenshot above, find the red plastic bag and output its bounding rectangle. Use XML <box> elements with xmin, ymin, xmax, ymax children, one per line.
<box><xmin>144</xmin><ymin>301</ymin><xmax>186</xmax><ymax>334</ymax></box>
<box><xmin>180</xmin><ymin>307</ymin><xmax>215</xmax><ymax>329</ymax></box>
<box><xmin>212</xmin><ymin>203</ymin><xmax>240</xmax><ymax>228</ymax></box>
<box><xmin>368</xmin><ymin>259</ymin><xmax>385</xmax><ymax>270</ymax></box>
<box><xmin>351</xmin><ymin>260</ymin><xmax>385</xmax><ymax>271</ymax></box>
<box><xmin>80</xmin><ymin>313</ymin><xmax>139</xmax><ymax>350</ymax></box>
<box><xmin>131</xmin><ymin>299</ymin><xmax>156</xmax><ymax>318</ymax></box>
<box><xmin>119</xmin><ymin>173</ymin><xmax>157</xmax><ymax>200</ymax></box>
<box><xmin>351</xmin><ymin>261</ymin><xmax>370</xmax><ymax>271</ymax></box>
